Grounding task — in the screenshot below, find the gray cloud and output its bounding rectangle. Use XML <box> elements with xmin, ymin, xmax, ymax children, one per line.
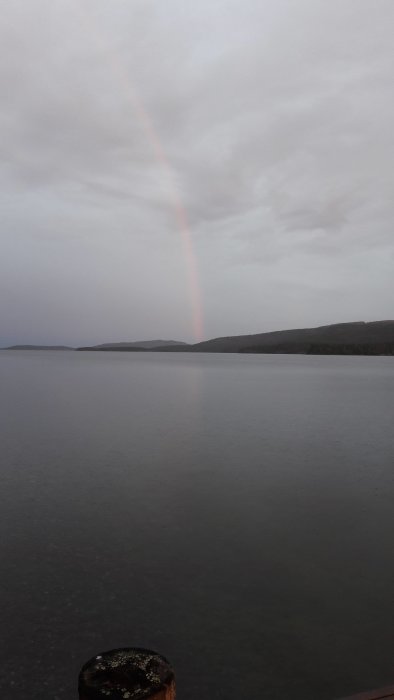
<box><xmin>0</xmin><ymin>0</ymin><xmax>393</xmax><ymax>344</ymax></box>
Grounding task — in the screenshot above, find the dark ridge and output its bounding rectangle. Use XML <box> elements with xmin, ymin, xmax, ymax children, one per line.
<box><xmin>4</xmin><ymin>345</ymin><xmax>73</xmax><ymax>350</ymax></box>
<box><xmin>188</xmin><ymin>321</ymin><xmax>394</xmax><ymax>354</ymax></box>
<box><xmin>154</xmin><ymin>344</ymin><xmax>193</xmax><ymax>352</ymax></box>
<box><xmin>239</xmin><ymin>342</ymin><xmax>394</xmax><ymax>356</ymax></box>
<box><xmin>77</xmin><ymin>340</ymin><xmax>188</xmax><ymax>351</ymax></box>
<box><xmin>77</xmin><ymin>346</ymin><xmax>147</xmax><ymax>352</ymax></box>
<box><xmin>5</xmin><ymin>322</ymin><xmax>394</xmax><ymax>356</ymax></box>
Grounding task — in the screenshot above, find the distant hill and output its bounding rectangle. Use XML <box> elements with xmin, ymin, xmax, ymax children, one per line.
<box><xmin>77</xmin><ymin>339</ymin><xmax>188</xmax><ymax>351</ymax></box>
<box><xmin>7</xmin><ymin>322</ymin><xmax>394</xmax><ymax>356</ymax></box>
<box><xmin>4</xmin><ymin>345</ymin><xmax>73</xmax><ymax>350</ymax></box>
<box><xmin>188</xmin><ymin>321</ymin><xmax>394</xmax><ymax>355</ymax></box>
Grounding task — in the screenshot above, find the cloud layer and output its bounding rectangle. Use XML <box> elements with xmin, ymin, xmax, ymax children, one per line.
<box><xmin>1</xmin><ymin>0</ymin><xmax>393</xmax><ymax>344</ymax></box>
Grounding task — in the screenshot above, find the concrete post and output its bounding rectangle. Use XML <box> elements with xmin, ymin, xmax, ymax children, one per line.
<box><xmin>78</xmin><ymin>648</ymin><xmax>175</xmax><ymax>700</ymax></box>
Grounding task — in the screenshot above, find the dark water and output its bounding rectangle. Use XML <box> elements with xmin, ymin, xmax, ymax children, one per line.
<box><xmin>1</xmin><ymin>351</ymin><xmax>394</xmax><ymax>700</ymax></box>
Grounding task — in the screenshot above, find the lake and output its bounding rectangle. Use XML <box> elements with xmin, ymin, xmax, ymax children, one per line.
<box><xmin>1</xmin><ymin>351</ymin><xmax>393</xmax><ymax>699</ymax></box>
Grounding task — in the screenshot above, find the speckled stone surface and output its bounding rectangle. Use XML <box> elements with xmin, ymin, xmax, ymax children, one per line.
<box><xmin>78</xmin><ymin>648</ymin><xmax>175</xmax><ymax>700</ymax></box>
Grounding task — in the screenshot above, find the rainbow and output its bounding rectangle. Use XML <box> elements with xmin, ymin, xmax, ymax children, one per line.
<box><xmin>73</xmin><ymin>5</ymin><xmax>204</xmax><ymax>342</ymax></box>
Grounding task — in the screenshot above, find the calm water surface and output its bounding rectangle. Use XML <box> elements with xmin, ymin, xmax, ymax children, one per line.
<box><xmin>1</xmin><ymin>351</ymin><xmax>394</xmax><ymax>699</ymax></box>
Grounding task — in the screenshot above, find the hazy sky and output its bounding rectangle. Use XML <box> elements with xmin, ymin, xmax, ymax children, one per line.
<box><xmin>1</xmin><ymin>0</ymin><xmax>393</xmax><ymax>345</ymax></box>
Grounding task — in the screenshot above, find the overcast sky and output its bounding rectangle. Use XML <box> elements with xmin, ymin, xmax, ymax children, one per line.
<box><xmin>1</xmin><ymin>0</ymin><xmax>393</xmax><ymax>345</ymax></box>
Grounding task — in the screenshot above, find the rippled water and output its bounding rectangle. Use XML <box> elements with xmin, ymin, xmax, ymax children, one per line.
<box><xmin>1</xmin><ymin>350</ymin><xmax>393</xmax><ymax>699</ymax></box>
